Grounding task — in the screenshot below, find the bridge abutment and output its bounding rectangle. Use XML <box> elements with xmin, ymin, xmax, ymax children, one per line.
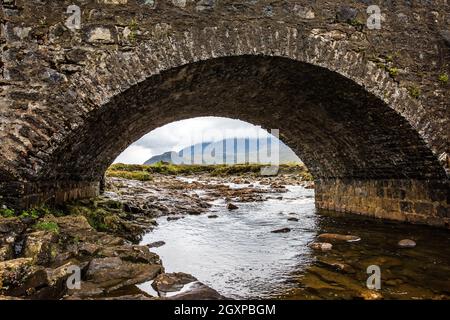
<box><xmin>315</xmin><ymin>179</ymin><xmax>450</xmax><ymax>228</ymax></box>
<box><xmin>0</xmin><ymin>181</ymin><xmax>100</xmax><ymax>210</ymax></box>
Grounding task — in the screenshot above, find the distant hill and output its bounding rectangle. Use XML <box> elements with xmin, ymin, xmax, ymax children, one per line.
<box><xmin>144</xmin><ymin>138</ymin><xmax>301</xmax><ymax>165</ymax></box>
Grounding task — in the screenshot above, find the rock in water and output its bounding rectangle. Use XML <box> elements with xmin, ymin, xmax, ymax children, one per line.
<box><xmin>318</xmin><ymin>233</ymin><xmax>361</xmax><ymax>242</ymax></box>
<box><xmin>168</xmin><ymin>281</ymin><xmax>225</xmax><ymax>300</ymax></box>
<box><xmin>288</xmin><ymin>217</ymin><xmax>299</xmax><ymax>222</ymax></box>
<box><xmin>271</xmin><ymin>228</ymin><xmax>291</xmax><ymax>233</ymax></box>
<box><xmin>227</xmin><ymin>203</ymin><xmax>239</xmax><ymax>210</ymax></box>
<box><xmin>152</xmin><ymin>272</ymin><xmax>197</xmax><ymax>293</ymax></box>
<box><xmin>309</xmin><ymin>242</ymin><xmax>333</xmax><ymax>251</ymax></box>
<box><xmin>398</xmin><ymin>239</ymin><xmax>416</xmax><ymax>248</ymax></box>
<box><xmin>147</xmin><ymin>241</ymin><xmax>166</xmax><ymax>248</ymax></box>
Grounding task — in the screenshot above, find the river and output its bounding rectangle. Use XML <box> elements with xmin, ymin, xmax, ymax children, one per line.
<box><xmin>138</xmin><ymin>179</ymin><xmax>450</xmax><ymax>299</ymax></box>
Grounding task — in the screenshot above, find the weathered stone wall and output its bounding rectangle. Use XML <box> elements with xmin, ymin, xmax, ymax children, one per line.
<box><xmin>316</xmin><ymin>179</ymin><xmax>450</xmax><ymax>228</ymax></box>
<box><xmin>0</xmin><ymin>1</ymin><xmax>449</xmax><ymax>226</ymax></box>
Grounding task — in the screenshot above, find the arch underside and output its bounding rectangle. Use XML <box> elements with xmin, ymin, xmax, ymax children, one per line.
<box><xmin>1</xmin><ymin>56</ymin><xmax>448</xmax><ymax>227</ymax></box>
<box><xmin>46</xmin><ymin>56</ymin><xmax>445</xmax><ymax>182</ymax></box>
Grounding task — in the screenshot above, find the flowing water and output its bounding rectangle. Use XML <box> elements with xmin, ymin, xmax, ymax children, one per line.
<box><xmin>139</xmin><ymin>180</ymin><xmax>450</xmax><ymax>300</ymax></box>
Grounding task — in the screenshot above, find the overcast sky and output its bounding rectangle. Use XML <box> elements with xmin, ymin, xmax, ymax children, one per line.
<box><xmin>114</xmin><ymin>117</ymin><xmax>277</xmax><ymax>164</ymax></box>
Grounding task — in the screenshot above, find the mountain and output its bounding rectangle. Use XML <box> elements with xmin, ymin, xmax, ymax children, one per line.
<box><xmin>144</xmin><ymin>138</ymin><xmax>301</xmax><ymax>165</ymax></box>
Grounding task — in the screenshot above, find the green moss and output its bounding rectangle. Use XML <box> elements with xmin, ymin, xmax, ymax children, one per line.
<box><xmin>438</xmin><ymin>73</ymin><xmax>448</xmax><ymax>84</ymax></box>
<box><xmin>387</xmin><ymin>67</ymin><xmax>399</xmax><ymax>77</ymax></box>
<box><xmin>128</xmin><ymin>18</ymin><xmax>139</xmax><ymax>43</ymax></box>
<box><xmin>0</xmin><ymin>208</ymin><xmax>15</xmax><ymax>218</ymax></box>
<box><xmin>408</xmin><ymin>86</ymin><xmax>421</xmax><ymax>99</ymax></box>
<box><xmin>35</xmin><ymin>221</ymin><xmax>59</xmax><ymax>233</ymax></box>
<box><xmin>349</xmin><ymin>19</ymin><xmax>365</xmax><ymax>28</ymax></box>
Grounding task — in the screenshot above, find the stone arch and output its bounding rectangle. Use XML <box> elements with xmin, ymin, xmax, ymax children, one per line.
<box><xmin>0</xmin><ymin>24</ymin><xmax>448</xmax><ymax>226</ymax></box>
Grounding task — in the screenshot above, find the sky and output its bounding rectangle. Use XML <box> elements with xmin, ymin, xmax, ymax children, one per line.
<box><xmin>114</xmin><ymin>117</ymin><xmax>280</xmax><ymax>164</ymax></box>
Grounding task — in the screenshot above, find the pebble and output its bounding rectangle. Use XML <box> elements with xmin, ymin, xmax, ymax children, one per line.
<box><xmin>398</xmin><ymin>239</ymin><xmax>416</xmax><ymax>248</ymax></box>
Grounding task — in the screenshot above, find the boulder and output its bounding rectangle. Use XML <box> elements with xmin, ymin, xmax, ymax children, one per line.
<box><xmin>227</xmin><ymin>203</ymin><xmax>239</xmax><ymax>210</ymax></box>
<box><xmin>168</xmin><ymin>281</ymin><xmax>225</xmax><ymax>300</ymax></box>
<box><xmin>85</xmin><ymin>257</ymin><xmax>162</xmax><ymax>292</ymax></box>
<box><xmin>23</xmin><ymin>231</ymin><xmax>60</xmax><ymax>265</ymax></box>
<box><xmin>152</xmin><ymin>272</ymin><xmax>197</xmax><ymax>293</ymax></box>
<box><xmin>0</xmin><ymin>258</ymin><xmax>34</xmax><ymax>293</ymax></box>
<box><xmin>98</xmin><ymin>245</ymin><xmax>161</xmax><ymax>264</ymax></box>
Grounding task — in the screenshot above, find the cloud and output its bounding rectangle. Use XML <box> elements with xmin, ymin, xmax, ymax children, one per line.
<box><xmin>114</xmin><ymin>117</ymin><xmax>278</xmax><ymax>164</ymax></box>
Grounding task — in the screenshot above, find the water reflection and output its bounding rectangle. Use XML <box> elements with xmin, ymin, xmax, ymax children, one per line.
<box><xmin>140</xmin><ymin>184</ymin><xmax>450</xmax><ymax>299</ymax></box>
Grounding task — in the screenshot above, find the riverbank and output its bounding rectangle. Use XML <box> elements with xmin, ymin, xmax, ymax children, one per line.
<box><xmin>0</xmin><ymin>165</ymin><xmax>312</xmax><ymax>300</ymax></box>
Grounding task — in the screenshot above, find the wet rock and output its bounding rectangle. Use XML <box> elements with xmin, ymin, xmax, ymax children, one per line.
<box><xmin>309</xmin><ymin>242</ymin><xmax>333</xmax><ymax>251</ymax></box>
<box><xmin>147</xmin><ymin>241</ymin><xmax>166</xmax><ymax>248</ymax></box>
<box><xmin>227</xmin><ymin>203</ymin><xmax>239</xmax><ymax>210</ymax></box>
<box><xmin>303</xmin><ymin>181</ymin><xmax>315</xmax><ymax>189</ymax></box>
<box><xmin>318</xmin><ymin>233</ymin><xmax>361</xmax><ymax>242</ymax></box>
<box><xmin>167</xmin><ymin>216</ymin><xmax>184</xmax><ymax>221</ymax></box>
<box><xmin>101</xmin><ymin>294</ymin><xmax>155</xmax><ymax>300</ymax></box>
<box><xmin>271</xmin><ymin>228</ymin><xmax>291</xmax><ymax>233</ymax></box>
<box><xmin>398</xmin><ymin>239</ymin><xmax>416</xmax><ymax>248</ymax></box>
<box><xmin>85</xmin><ymin>257</ymin><xmax>162</xmax><ymax>292</ymax></box>
<box><xmin>0</xmin><ymin>295</ymin><xmax>22</xmax><ymax>300</ymax></box>
<box><xmin>168</xmin><ymin>281</ymin><xmax>225</xmax><ymax>300</ymax></box>
<box><xmin>288</xmin><ymin>217</ymin><xmax>299</xmax><ymax>222</ymax></box>
<box><xmin>152</xmin><ymin>272</ymin><xmax>197</xmax><ymax>293</ymax></box>
<box><xmin>316</xmin><ymin>257</ymin><xmax>355</xmax><ymax>274</ymax></box>
<box><xmin>360</xmin><ymin>290</ymin><xmax>383</xmax><ymax>300</ymax></box>
<box><xmin>208</xmin><ymin>215</ymin><xmax>218</xmax><ymax>219</ymax></box>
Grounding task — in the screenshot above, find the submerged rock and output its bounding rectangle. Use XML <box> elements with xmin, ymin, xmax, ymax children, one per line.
<box><xmin>147</xmin><ymin>241</ymin><xmax>166</xmax><ymax>248</ymax></box>
<box><xmin>167</xmin><ymin>216</ymin><xmax>184</xmax><ymax>221</ymax></box>
<box><xmin>208</xmin><ymin>215</ymin><xmax>218</xmax><ymax>219</ymax></box>
<box><xmin>227</xmin><ymin>203</ymin><xmax>239</xmax><ymax>210</ymax></box>
<box><xmin>398</xmin><ymin>239</ymin><xmax>416</xmax><ymax>248</ymax></box>
<box><xmin>288</xmin><ymin>217</ymin><xmax>299</xmax><ymax>222</ymax></box>
<box><xmin>309</xmin><ymin>242</ymin><xmax>333</xmax><ymax>251</ymax></box>
<box><xmin>318</xmin><ymin>233</ymin><xmax>361</xmax><ymax>242</ymax></box>
<box><xmin>271</xmin><ymin>228</ymin><xmax>291</xmax><ymax>233</ymax></box>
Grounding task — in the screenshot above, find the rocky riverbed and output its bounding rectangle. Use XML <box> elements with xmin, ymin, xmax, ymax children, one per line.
<box><xmin>0</xmin><ymin>172</ymin><xmax>311</xmax><ymax>300</ymax></box>
<box><xmin>1</xmin><ymin>171</ymin><xmax>450</xmax><ymax>300</ymax></box>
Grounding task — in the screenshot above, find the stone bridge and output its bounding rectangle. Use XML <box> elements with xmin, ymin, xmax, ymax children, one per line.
<box><xmin>0</xmin><ymin>0</ymin><xmax>449</xmax><ymax>227</ymax></box>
